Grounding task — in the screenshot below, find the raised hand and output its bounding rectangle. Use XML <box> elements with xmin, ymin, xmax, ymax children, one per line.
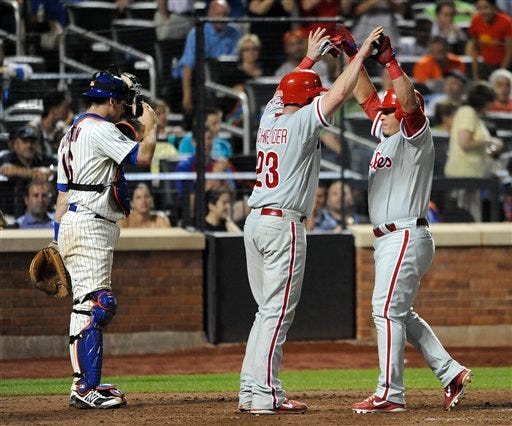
<box><xmin>358</xmin><ymin>26</ymin><xmax>384</xmax><ymax>59</ymax></box>
<box><xmin>306</xmin><ymin>27</ymin><xmax>330</xmax><ymax>62</ymax></box>
<box><xmin>370</xmin><ymin>33</ymin><xmax>395</xmax><ymax>65</ymax></box>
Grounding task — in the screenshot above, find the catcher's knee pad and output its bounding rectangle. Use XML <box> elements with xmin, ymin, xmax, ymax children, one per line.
<box><xmin>70</xmin><ymin>290</ymin><xmax>117</xmax><ymax>394</ymax></box>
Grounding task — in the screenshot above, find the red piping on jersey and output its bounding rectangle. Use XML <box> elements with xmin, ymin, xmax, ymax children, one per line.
<box><xmin>381</xmin><ymin>229</ymin><xmax>410</xmax><ymax>400</ymax></box>
<box><xmin>315</xmin><ymin>98</ymin><xmax>329</xmax><ymax>127</ymax></box>
<box><xmin>267</xmin><ymin>221</ymin><xmax>296</xmax><ymax>408</ymax></box>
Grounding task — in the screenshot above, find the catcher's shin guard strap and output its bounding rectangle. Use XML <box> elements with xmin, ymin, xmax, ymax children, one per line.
<box><xmin>69</xmin><ymin>291</ymin><xmax>117</xmax><ymax>394</ymax></box>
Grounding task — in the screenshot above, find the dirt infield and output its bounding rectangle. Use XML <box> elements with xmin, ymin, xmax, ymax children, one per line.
<box><xmin>1</xmin><ymin>342</ymin><xmax>511</xmax><ymax>424</ymax></box>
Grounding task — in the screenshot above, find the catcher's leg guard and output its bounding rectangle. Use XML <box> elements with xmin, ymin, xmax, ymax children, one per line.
<box><xmin>69</xmin><ymin>290</ymin><xmax>117</xmax><ymax>395</ymax></box>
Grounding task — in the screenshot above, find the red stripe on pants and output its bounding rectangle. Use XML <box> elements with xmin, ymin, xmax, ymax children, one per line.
<box><xmin>382</xmin><ymin>230</ymin><xmax>410</xmax><ymax>400</ymax></box>
<box><xmin>267</xmin><ymin>221</ymin><xmax>296</xmax><ymax>408</ymax></box>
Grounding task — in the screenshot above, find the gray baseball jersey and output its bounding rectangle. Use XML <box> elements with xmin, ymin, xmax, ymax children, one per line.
<box><xmin>367</xmin><ymin>113</ymin><xmax>465</xmax><ymax>405</ymax></box>
<box><xmin>368</xmin><ymin>118</ymin><xmax>433</xmax><ymax>226</ymax></box>
<box><xmin>247</xmin><ymin>95</ymin><xmax>330</xmax><ymax>217</ymax></box>
<box><xmin>239</xmin><ymin>94</ymin><xmax>331</xmax><ymax>411</ymax></box>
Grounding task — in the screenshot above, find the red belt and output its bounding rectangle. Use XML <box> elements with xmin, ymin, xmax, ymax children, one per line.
<box><xmin>261</xmin><ymin>207</ymin><xmax>307</xmax><ymax>223</ymax></box>
<box><xmin>373</xmin><ymin>218</ymin><xmax>428</xmax><ymax>237</ymax></box>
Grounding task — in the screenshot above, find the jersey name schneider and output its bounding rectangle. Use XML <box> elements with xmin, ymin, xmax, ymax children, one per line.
<box><xmin>257</xmin><ymin>127</ymin><xmax>288</xmax><ymax>145</ymax></box>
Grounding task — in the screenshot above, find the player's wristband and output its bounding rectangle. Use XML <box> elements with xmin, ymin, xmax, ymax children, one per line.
<box><xmin>298</xmin><ymin>56</ymin><xmax>315</xmax><ymax>70</ymax></box>
<box><xmin>53</xmin><ymin>221</ymin><xmax>60</xmax><ymax>241</ymax></box>
<box><xmin>385</xmin><ymin>58</ymin><xmax>404</xmax><ymax>80</ymax></box>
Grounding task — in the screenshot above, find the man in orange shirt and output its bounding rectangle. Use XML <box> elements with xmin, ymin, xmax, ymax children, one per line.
<box><xmin>466</xmin><ymin>0</ymin><xmax>512</xmax><ymax>80</ymax></box>
<box><xmin>413</xmin><ymin>36</ymin><xmax>465</xmax><ymax>94</ymax></box>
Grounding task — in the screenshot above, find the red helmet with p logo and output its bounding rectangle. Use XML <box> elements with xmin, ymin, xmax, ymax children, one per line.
<box><xmin>277</xmin><ymin>70</ymin><xmax>327</xmax><ymax>107</ymax></box>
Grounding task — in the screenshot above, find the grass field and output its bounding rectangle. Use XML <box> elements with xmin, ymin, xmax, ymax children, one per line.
<box><xmin>2</xmin><ymin>367</ymin><xmax>510</xmax><ymax>396</ymax></box>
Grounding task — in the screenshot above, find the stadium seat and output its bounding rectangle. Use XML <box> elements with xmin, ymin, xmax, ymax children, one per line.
<box><xmin>66</xmin><ymin>2</ymin><xmax>118</xmax><ymax>36</ymax></box>
<box><xmin>127</xmin><ymin>1</ymin><xmax>156</xmax><ymax>19</ymax></box>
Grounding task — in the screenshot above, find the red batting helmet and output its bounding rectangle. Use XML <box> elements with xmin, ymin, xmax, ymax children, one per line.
<box><xmin>379</xmin><ymin>88</ymin><xmax>425</xmax><ymax>112</ymax></box>
<box><xmin>278</xmin><ymin>70</ymin><xmax>327</xmax><ymax>107</ymax></box>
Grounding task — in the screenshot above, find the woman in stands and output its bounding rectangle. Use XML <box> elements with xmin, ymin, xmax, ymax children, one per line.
<box><xmin>118</xmin><ymin>183</ymin><xmax>171</xmax><ymax>228</ymax></box>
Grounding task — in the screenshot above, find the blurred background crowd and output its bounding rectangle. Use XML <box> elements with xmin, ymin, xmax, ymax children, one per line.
<box><xmin>1</xmin><ymin>0</ymin><xmax>511</xmax><ymax>231</ymax></box>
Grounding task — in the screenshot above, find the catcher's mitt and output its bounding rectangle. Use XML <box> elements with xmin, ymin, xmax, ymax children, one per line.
<box><xmin>29</xmin><ymin>247</ymin><xmax>71</xmax><ymax>298</ymax></box>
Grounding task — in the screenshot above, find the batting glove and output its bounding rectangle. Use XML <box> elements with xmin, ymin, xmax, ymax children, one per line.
<box><xmin>370</xmin><ymin>33</ymin><xmax>395</xmax><ymax>65</ymax></box>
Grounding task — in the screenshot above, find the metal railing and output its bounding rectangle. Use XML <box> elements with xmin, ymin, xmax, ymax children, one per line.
<box><xmin>59</xmin><ymin>24</ymin><xmax>156</xmax><ymax>99</ymax></box>
<box><xmin>0</xmin><ymin>0</ymin><xmax>23</xmax><ymax>55</ymax></box>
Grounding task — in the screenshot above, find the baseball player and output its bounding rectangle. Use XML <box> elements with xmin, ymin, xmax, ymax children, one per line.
<box><xmin>238</xmin><ymin>26</ymin><xmax>385</xmax><ymax>415</ymax></box>
<box><xmin>334</xmin><ymin>27</ymin><xmax>472</xmax><ymax>413</ymax></box>
<box><xmin>53</xmin><ymin>68</ymin><xmax>157</xmax><ymax>409</ymax></box>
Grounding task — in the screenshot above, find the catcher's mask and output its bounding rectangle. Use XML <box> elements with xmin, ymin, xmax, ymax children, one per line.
<box><xmin>379</xmin><ymin>88</ymin><xmax>425</xmax><ymax>114</ymax></box>
<box><xmin>121</xmin><ymin>72</ymin><xmax>144</xmax><ymax>118</ymax></box>
<box><xmin>277</xmin><ymin>69</ymin><xmax>327</xmax><ymax>108</ymax></box>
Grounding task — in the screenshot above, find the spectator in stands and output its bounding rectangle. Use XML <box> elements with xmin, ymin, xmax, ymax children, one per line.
<box><xmin>466</xmin><ymin>0</ymin><xmax>512</xmax><ymax>81</ymax></box>
<box><xmin>444</xmin><ymin>82</ymin><xmax>504</xmax><ymax>221</ymax></box>
<box><xmin>431</xmin><ymin>0</ymin><xmax>467</xmax><ymax>55</ymax></box>
<box><xmin>398</xmin><ymin>16</ymin><xmax>432</xmax><ymax>57</ymax></box>
<box><xmin>424</xmin><ymin>0</ymin><xmax>475</xmax><ymax>25</ymax></box>
<box><xmin>234</xmin><ymin>33</ymin><xmax>263</xmax><ymax>83</ymax></box>
<box><xmin>247</xmin><ymin>0</ymin><xmax>294</xmax><ymax>74</ymax></box>
<box><xmin>204</xmin><ymin>187</ymin><xmax>242</xmax><ymax>232</ymax></box>
<box><xmin>314</xmin><ymin>181</ymin><xmax>368</xmax><ymax>231</ymax></box>
<box><xmin>433</xmin><ymin>100</ymin><xmax>459</xmax><ymax>132</ymax></box>
<box><xmin>149</xmin><ymin>99</ymin><xmax>179</xmax><ymax>175</ymax></box>
<box><xmin>0</xmin><ymin>126</ymin><xmax>56</xmax><ymax>217</ymax></box>
<box><xmin>175</xmin><ymin>126</ymin><xmax>236</xmax><ymax>198</ymax></box>
<box><xmin>118</xmin><ymin>183</ymin><xmax>171</xmax><ymax>228</ymax></box>
<box><xmin>413</xmin><ymin>36</ymin><xmax>466</xmax><ymax>94</ymax></box>
<box><xmin>153</xmin><ymin>98</ymin><xmax>180</xmax><ymax>143</ymax></box>
<box><xmin>30</xmin><ymin>90</ymin><xmax>71</xmax><ymax>158</ymax></box>
<box><xmin>224</xmin><ymin>33</ymin><xmax>264</xmax><ymax>126</ymax></box>
<box><xmin>305</xmin><ymin>183</ymin><xmax>327</xmax><ymax>231</ymax></box>
<box><xmin>173</xmin><ymin>0</ymin><xmax>241</xmax><ymax>117</ymax></box>
<box><xmin>178</xmin><ymin>107</ymin><xmax>233</xmax><ymax>160</ymax></box>
<box><xmin>274</xmin><ymin>29</ymin><xmax>332</xmax><ymax>87</ymax></box>
<box><xmin>298</xmin><ymin>0</ymin><xmax>340</xmax><ymax>37</ymax></box>
<box><xmin>425</xmin><ymin>70</ymin><xmax>467</xmax><ymax>116</ymax></box>
<box><xmin>0</xmin><ymin>126</ymin><xmax>55</xmax><ymax>182</ymax></box>
<box><xmin>154</xmin><ymin>0</ymin><xmax>195</xmax><ymax>41</ymax></box>
<box><xmin>488</xmin><ymin>68</ymin><xmax>512</xmax><ymax>112</ymax></box>
<box><xmin>15</xmin><ymin>180</ymin><xmax>54</xmax><ymax>229</ymax></box>
<box><xmin>348</xmin><ymin>0</ymin><xmax>405</xmax><ymax>75</ymax></box>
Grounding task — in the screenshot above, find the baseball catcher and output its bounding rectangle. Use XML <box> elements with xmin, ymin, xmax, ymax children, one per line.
<box><xmin>29</xmin><ymin>245</ymin><xmax>71</xmax><ymax>298</ymax></box>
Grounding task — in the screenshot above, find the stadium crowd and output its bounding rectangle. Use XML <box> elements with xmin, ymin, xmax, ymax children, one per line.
<box><xmin>1</xmin><ymin>0</ymin><xmax>511</xmax><ymax>229</ymax></box>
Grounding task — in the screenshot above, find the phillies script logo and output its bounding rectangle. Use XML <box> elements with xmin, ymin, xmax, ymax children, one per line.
<box><xmin>370</xmin><ymin>151</ymin><xmax>392</xmax><ymax>170</ymax></box>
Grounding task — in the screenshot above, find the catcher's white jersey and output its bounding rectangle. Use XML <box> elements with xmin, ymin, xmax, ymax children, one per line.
<box><xmin>57</xmin><ymin>113</ymin><xmax>137</xmax><ymax>222</ymax></box>
<box><xmin>247</xmin><ymin>95</ymin><xmax>331</xmax><ymax>216</ymax></box>
<box><xmin>368</xmin><ymin>118</ymin><xmax>433</xmax><ymax>226</ymax></box>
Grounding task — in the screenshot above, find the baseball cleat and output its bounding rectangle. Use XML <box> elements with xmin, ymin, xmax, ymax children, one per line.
<box><xmin>352</xmin><ymin>394</ymin><xmax>406</xmax><ymax>414</ymax></box>
<box><xmin>69</xmin><ymin>388</ymin><xmax>124</xmax><ymax>409</ymax></box>
<box><xmin>443</xmin><ymin>368</ymin><xmax>472</xmax><ymax>411</ymax></box>
<box><xmin>251</xmin><ymin>399</ymin><xmax>308</xmax><ymax>415</ymax></box>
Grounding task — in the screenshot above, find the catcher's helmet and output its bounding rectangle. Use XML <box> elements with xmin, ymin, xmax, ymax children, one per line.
<box><xmin>278</xmin><ymin>69</ymin><xmax>327</xmax><ymax>107</ymax></box>
<box><xmin>82</xmin><ymin>70</ymin><xmax>128</xmax><ymax>100</ymax></box>
<box><xmin>379</xmin><ymin>87</ymin><xmax>425</xmax><ymax>112</ymax></box>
